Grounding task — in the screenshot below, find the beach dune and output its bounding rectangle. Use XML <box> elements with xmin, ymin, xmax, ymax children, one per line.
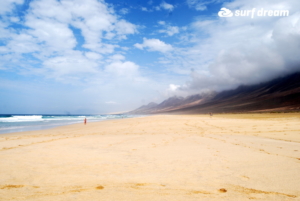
<box><xmin>0</xmin><ymin>114</ymin><xmax>299</xmax><ymax>200</ymax></box>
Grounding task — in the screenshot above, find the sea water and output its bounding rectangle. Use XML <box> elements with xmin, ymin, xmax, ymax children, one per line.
<box><xmin>0</xmin><ymin>114</ymin><xmax>134</xmax><ymax>134</ymax></box>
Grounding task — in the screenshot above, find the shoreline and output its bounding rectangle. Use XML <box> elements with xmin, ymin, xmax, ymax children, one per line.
<box><xmin>1</xmin><ymin>114</ymin><xmax>299</xmax><ymax>200</ymax></box>
<box><xmin>0</xmin><ymin>115</ymin><xmax>150</xmax><ymax>137</ymax></box>
<box><xmin>0</xmin><ymin>114</ymin><xmax>144</xmax><ymax>135</ymax></box>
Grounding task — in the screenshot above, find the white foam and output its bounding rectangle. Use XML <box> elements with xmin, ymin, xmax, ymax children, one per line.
<box><xmin>0</xmin><ymin>115</ymin><xmax>43</xmax><ymax>122</ymax></box>
<box><xmin>0</xmin><ymin>114</ymin><xmax>136</xmax><ymax>123</ymax></box>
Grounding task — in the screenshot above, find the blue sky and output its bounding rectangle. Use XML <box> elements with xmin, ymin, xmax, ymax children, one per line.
<box><xmin>1</xmin><ymin>0</ymin><xmax>300</xmax><ymax>114</ymax></box>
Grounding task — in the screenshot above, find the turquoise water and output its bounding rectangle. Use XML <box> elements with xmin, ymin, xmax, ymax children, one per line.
<box><xmin>0</xmin><ymin>114</ymin><xmax>133</xmax><ymax>134</ymax></box>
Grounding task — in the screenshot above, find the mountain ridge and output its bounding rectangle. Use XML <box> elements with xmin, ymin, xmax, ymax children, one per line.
<box><xmin>130</xmin><ymin>72</ymin><xmax>300</xmax><ymax>114</ymax></box>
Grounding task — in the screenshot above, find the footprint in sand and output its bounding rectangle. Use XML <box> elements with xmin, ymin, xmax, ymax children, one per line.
<box><xmin>219</xmin><ymin>188</ymin><xmax>227</xmax><ymax>193</ymax></box>
<box><xmin>95</xmin><ymin>185</ymin><xmax>104</xmax><ymax>190</ymax></box>
<box><xmin>240</xmin><ymin>175</ymin><xmax>250</xmax><ymax>181</ymax></box>
<box><xmin>0</xmin><ymin>185</ymin><xmax>24</xmax><ymax>189</ymax></box>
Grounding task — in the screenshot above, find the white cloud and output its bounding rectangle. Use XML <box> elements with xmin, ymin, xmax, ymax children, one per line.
<box><xmin>43</xmin><ymin>51</ymin><xmax>99</xmax><ymax>77</ymax></box>
<box><xmin>6</xmin><ymin>33</ymin><xmax>39</xmax><ymax>54</ymax></box>
<box><xmin>109</xmin><ymin>54</ymin><xmax>126</xmax><ymax>61</ymax></box>
<box><xmin>25</xmin><ymin>18</ymin><xmax>77</xmax><ymax>53</ymax></box>
<box><xmin>159</xmin><ymin>25</ymin><xmax>180</xmax><ymax>36</ymax></box>
<box><xmin>85</xmin><ymin>52</ymin><xmax>102</xmax><ymax>60</ymax></box>
<box><xmin>119</xmin><ymin>8</ymin><xmax>129</xmax><ymax>15</ymax></box>
<box><xmin>10</xmin><ymin>17</ymin><xmax>20</xmax><ymax>23</ymax></box>
<box><xmin>0</xmin><ymin>0</ymin><xmax>24</xmax><ymax>15</ymax></box>
<box><xmin>155</xmin><ymin>1</ymin><xmax>174</xmax><ymax>11</ymax></box>
<box><xmin>24</xmin><ymin>0</ymin><xmax>137</xmax><ymax>55</ymax></box>
<box><xmin>134</xmin><ymin>38</ymin><xmax>173</xmax><ymax>53</ymax></box>
<box><xmin>160</xmin><ymin>1</ymin><xmax>174</xmax><ymax>11</ymax></box>
<box><xmin>169</xmin><ymin>84</ymin><xmax>180</xmax><ymax>91</ymax></box>
<box><xmin>158</xmin><ymin>21</ymin><xmax>166</xmax><ymax>25</ymax></box>
<box><xmin>83</xmin><ymin>43</ymin><xmax>117</xmax><ymax>54</ymax></box>
<box><xmin>141</xmin><ymin>7</ymin><xmax>148</xmax><ymax>12</ymax></box>
<box><xmin>115</xmin><ymin>19</ymin><xmax>137</xmax><ymax>36</ymax></box>
<box><xmin>187</xmin><ymin>0</ymin><xmax>218</xmax><ymax>11</ymax></box>
<box><xmin>157</xmin><ymin>21</ymin><xmax>180</xmax><ymax>36</ymax></box>
<box><xmin>105</xmin><ymin>61</ymin><xmax>139</xmax><ymax>77</ymax></box>
<box><xmin>0</xmin><ymin>0</ymin><xmax>138</xmax><ymax>78</ymax></box>
<box><xmin>164</xmin><ymin>0</ymin><xmax>300</xmax><ymax>94</ymax></box>
<box><xmin>0</xmin><ymin>22</ymin><xmax>11</xmax><ymax>40</ymax></box>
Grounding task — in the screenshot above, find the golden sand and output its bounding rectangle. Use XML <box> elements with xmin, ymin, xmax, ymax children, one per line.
<box><xmin>0</xmin><ymin>114</ymin><xmax>299</xmax><ymax>200</ymax></box>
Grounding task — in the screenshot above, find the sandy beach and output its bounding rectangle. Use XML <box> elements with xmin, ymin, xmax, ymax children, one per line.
<box><xmin>0</xmin><ymin>114</ymin><xmax>299</xmax><ymax>201</ymax></box>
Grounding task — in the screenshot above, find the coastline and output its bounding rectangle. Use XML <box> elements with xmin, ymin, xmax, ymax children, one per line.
<box><xmin>0</xmin><ymin>114</ymin><xmax>139</xmax><ymax>135</ymax></box>
<box><xmin>0</xmin><ymin>114</ymin><xmax>299</xmax><ymax>200</ymax></box>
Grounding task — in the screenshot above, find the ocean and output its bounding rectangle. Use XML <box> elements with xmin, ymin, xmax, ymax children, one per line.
<box><xmin>0</xmin><ymin>114</ymin><xmax>135</xmax><ymax>134</ymax></box>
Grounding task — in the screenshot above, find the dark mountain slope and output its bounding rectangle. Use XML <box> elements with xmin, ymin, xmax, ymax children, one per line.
<box><xmin>130</xmin><ymin>72</ymin><xmax>300</xmax><ymax>114</ymax></box>
<box><xmin>170</xmin><ymin>72</ymin><xmax>300</xmax><ymax>114</ymax></box>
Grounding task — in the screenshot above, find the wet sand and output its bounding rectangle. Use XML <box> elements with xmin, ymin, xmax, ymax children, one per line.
<box><xmin>0</xmin><ymin>114</ymin><xmax>300</xmax><ymax>200</ymax></box>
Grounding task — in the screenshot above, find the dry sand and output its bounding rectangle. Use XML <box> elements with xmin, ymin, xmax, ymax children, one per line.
<box><xmin>0</xmin><ymin>114</ymin><xmax>300</xmax><ymax>201</ymax></box>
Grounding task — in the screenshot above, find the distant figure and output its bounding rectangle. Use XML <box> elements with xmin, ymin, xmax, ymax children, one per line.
<box><xmin>84</xmin><ymin>118</ymin><xmax>87</xmax><ymax>125</ymax></box>
<box><xmin>210</xmin><ymin>113</ymin><xmax>213</xmax><ymax>117</ymax></box>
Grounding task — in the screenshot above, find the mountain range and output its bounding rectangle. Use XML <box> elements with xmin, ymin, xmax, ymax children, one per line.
<box><xmin>130</xmin><ymin>72</ymin><xmax>300</xmax><ymax>114</ymax></box>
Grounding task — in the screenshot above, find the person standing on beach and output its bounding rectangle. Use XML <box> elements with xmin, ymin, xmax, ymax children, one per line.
<box><xmin>84</xmin><ymin>118</ymin><xmax>87</xmax><ymax>125</ymax></box>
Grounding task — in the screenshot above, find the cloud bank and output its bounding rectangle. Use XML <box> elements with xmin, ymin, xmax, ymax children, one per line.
<box><xmin>167</xmin><ymin>0</ymin><xmax>300</xmax><ymax>94</ymax></box>
<box><xmin>0</xmin><ymin>0</ymin><xmax>138</xmax><ymax>79</ymax></box>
